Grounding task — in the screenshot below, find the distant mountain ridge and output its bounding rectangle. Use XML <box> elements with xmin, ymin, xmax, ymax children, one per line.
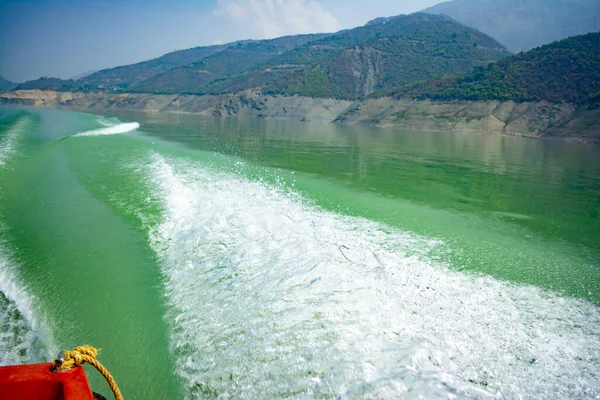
<box><xmin>70</xmin><ymin>70</ymin><xmax>97</xmax><ymax>80</ymax></box>
<box><xmin>423</xmin><ymin>0</ymin><xmax>600</xmax><ymax>52</ymax></box>
<box><xmin>15</xmin><ymin>77</ymin><xmax>75</xmax><ymax>92</ymax></box>
<box><xmin>385</xmin><ymin>32</ymin><xmax>600</xmax><ymax>104</ymax></box>
<box><xmin>0</xmin><ymin>77</ymin><xmax>17</xmax><ymax>91</ymax></box>
<box><xmin>5</xmin><ymin>13</ymin><xmax>599</xmax><ymax>141</ymax></box>
<box><xmin>194</xmin><ymin>13</ymin><xmax>510</xmax><ymax>100</ymax></box>
<box><xmin>132</xmin><ymin>34</ymin><xmax>329</xmax><ymax>94</ymax></box>
<box><xmin>15</xmin><ymin>13</ymin><xmax>510</xmax><ymax>101</ymax></box>
<box><xmin>10</xmin><ymin>6</ymin><xmax>598</xmax><ymax>108</ymax></box>
<box><xmin>75</xmin><ymin>41</ymin><xmax>251</xmax><ymax>91</ymax></box>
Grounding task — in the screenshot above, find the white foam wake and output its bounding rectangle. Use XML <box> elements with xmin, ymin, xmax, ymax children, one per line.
<box><xmin>0</xmin><ymin>244</ymin><xmax>52</xmax><ymax>365</ymax></box>
<box><xmin>0</xmin><ymin>116</ymin><xmax>51</xmax><ymax>364</ymax></box>
<box><xmin>0</xmin><ymin>117</ymin><xmax>28</xmax><ymax>167</ymax></box>
<box><xmin>145</xmin><ymin>153</ymin><xmax>600</xmax><ymax>399</ymax></box>
<box><xmin>74</xmin><ymin>122</ymin><xmax>140</xmax><ymax>137</ymax></box>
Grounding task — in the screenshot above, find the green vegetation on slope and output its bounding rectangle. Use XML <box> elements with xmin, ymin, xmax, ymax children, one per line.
<box><xmin>289</xmin><ymin>70</ymin><xmax>342</xmax><ymax>98</ymax></box>
<box><xmin>132</xmin><ymin>34</ymin><xmax>329</xmax><ymax>94</ymax></box>
<box><xmin>196</xmin><ymin>13</ymin><xmax>510</xmax><ymax>100</ymax></box>
<box><xmin>424</xmin><ymin>0</ymin><xmax>600</xmax><ymax>52</ymax></box>
<box><xmin>15</xmin><ymin>77</ymin><xmax>76</xmax><ymax>92</ymax></box>
<box><xmin>5</xmin><ymin>13</ymin><xmax>518</xmax><ymax>101</ymax></box>
<box><xmin>75</xmin><ymin>42</ymin><xmax>250</xmax><ymax>91</ymax></box>
<box><xmin>385</xmin><ymin>32</ymin><xmax>600</xmax><ymax>104</ymax></box>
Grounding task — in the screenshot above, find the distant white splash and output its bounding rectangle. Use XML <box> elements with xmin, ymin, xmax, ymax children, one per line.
<box><xmin>143</xmin><ymin>153</ymin><xmax>600</xmax><ymax>399</ymax></box>
<box><xmin>74</xmin><ymin>122</ymin><xmax>140</xmax><ymax>137</ymax></box>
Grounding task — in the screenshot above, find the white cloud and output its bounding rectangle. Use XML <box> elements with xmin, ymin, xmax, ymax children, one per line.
<box><xmin>214</xmin><ymin>0</ymin><xmax>341</xmax><ymax>39</ymax></box>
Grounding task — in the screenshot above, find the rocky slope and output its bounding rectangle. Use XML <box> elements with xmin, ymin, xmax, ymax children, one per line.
<box><xmin>2</xmin><ymin>90</ymin><xmax>598</xmax><ymax>143</ymax></box>
<box><xmin>202</xmin><ymin>13</ymin><xmax>510</xmax><ymax>100</ymax></box>
<box><xmin>336</xmin><ymin>98</ymin><xmax>599</xmax><ymax>142</ymax></box>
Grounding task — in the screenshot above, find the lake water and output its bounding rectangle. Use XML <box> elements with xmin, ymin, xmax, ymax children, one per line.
<box><xmin>0</xmin><ymin>106</ymin><xmax>598</xmax><ymax>399</ymax></box>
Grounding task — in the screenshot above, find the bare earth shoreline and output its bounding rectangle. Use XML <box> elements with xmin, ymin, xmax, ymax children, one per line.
<box><xmin>2</xmin><ymin>90</ymin><xmax>599</xmax><ymax>143</ymax></box>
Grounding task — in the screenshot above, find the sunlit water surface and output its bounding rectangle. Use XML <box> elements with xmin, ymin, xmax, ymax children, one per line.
<box><xmin>0</xmin><ymin>107</ymin><xmax>598</xmax><ymax>399</ymax></box>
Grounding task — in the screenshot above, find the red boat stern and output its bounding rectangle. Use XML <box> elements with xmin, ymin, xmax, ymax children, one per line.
<box><xmin>0</xmin><ymin>362</ymin><xmax>94</xmax><ymax>400</ymax></box>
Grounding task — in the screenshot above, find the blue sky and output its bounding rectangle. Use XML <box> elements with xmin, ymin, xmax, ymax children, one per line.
<box><xmin>0</xmin><ymin>0</ymin><xmax>444</xmax><ymax>82</ymax></box>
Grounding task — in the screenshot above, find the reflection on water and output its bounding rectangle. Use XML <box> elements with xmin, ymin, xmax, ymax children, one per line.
<box><xmin>123</xmin><ymin>112</ymin><xmax>600</xmax><ymax>244</ymax></box>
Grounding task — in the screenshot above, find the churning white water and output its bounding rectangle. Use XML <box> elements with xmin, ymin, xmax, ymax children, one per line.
<box><xmin>74</xmin><ymin>122</ymin><xmax>140</xmax><ymax>137</ymax></box>
<box><xmin>0</xmin><ymin>116</ymin><xmax>27</xmax><ymax>166</ymax></box>
<box><xmin>143</xmin><ymin>153</ymin><xmax>600</xmax><ymax>399</ymax></box>
<box><xmin>0</xmin><ymin>247</ymin><xmax>50</xmax><ymax>365</ymax></box>
<box><xmin>0</xmin><ymin>115</ymin><xmax>51</xmax><ymax>366</ymax></box>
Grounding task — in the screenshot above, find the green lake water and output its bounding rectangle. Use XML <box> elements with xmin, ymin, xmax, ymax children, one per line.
<box><xmin>0</xmin><ymin>107</ymin><xmax>598</xmax><ymax>399</ymax></box>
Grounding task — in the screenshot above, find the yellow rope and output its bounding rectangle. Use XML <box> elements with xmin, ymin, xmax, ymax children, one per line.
<box><xmin>51</xmin><ymin>345</ymin><xmax>123</xmax><ymax>400</ymax></box>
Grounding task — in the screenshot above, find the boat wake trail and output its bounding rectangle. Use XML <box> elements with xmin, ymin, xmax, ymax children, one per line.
<box><xmin>0</xmin><ymin>239</ymin><xmax>51</xmax><ymax>366</ymax></box>
<box><xmin>143</xmin><ymin>153</ymin><xmax>599</xmax><ymax>399</ymax></box>
<box><xmin>0</xmin><ymin>115</ymin><xmax>29</xmax><ymax>167</ymax></box>
<box><xmin>0</xmin><ymin>113</ymin><xmax>51</xmax><ymax>365</ymax></box>
<box><xmin>73</xmin><ymin>122</ymin><xmax>140</xmax><ymax>137</ymax></box>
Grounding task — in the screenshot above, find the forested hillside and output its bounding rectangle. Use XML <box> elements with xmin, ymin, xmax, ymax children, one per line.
<box><xmin>74</xmin><ymin>42</ymin><xmax>250</xmax><ymax>91</ymax></box>
<box><xmin>386</xmin><ymin>32</ymin><xmax>600</xmax><ymax>104</ymax></box>
<box><xmin>196</xmin><ymin>13</ymin><xmax>510</xmax><ymax>100</ymax></box>
<box><xmin>131</xmin><ymin>34</ymin><xmax>329</xmax><ymax>94</ymax></box>
<box><xmin>15</xmin><ymin>77</ymin><xmax>75</xmax><ymax>92</ymax></box>
<box><xmin>11</xmin><ymin>7</ymin><xmax>598</xmax><ymax>108</ymax></box>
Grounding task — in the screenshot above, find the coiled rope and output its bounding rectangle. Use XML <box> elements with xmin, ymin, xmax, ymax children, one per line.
<box><xmin>51</xmin><ymin>345</ymin><xmax>123</xmax><ymax>400</ymax></box>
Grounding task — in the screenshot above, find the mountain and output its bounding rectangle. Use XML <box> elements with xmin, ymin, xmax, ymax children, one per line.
<box><xmin>423</xmin><ymin>0</ymin><xmax>600</xmax><ymax>52</ymax></box>
<box><xmin>70</xmin><ymin>70</ymin><xmax>97</xmax><ymax>80</ymax></box>
<box><xmin>75</xmin><ymin>42</ymin><xmax>250</xmax><ymax>91</ymax></box>
<box><xmin>0</xmin><ymin>76</ymin><xmax>17</xmax><ymax>91</ymax></box>
<box><xmin>386</xmin><ymin>32</ymin><xmax>600</xmax><ymax>104</ymax></box>
<box><xmin>14</xmin><ymin>77</ymin><xmax>76</xmax><ymax>91</ymax></box>
<box><xmin>10</xmin><ymin>13</ymin><xmax>510</xmax><ymax>100</ymax></box>
<box><xmin>195</xmin><ymin>13</ymin><xmax>510</xmax><ymax>100</ymax></box>
<box><xmin>132</xmin><ymin>34</ymin><xmax>329</xmax><ymax>94</ymax></box>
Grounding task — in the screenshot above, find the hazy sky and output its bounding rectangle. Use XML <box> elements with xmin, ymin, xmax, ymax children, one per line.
<box><xmin>0</xmin><ymin>0</ymin><xmax>445</xmax><ymax>82</ymax></box>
